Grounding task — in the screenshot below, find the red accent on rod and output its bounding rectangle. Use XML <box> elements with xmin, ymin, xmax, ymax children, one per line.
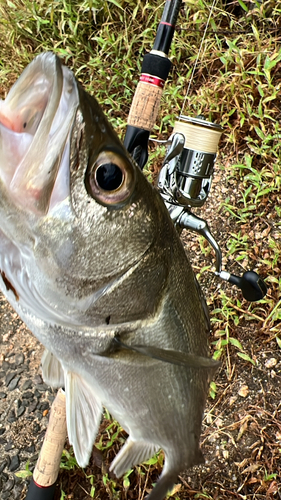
<box><xmin>140</xmin><ymin>74</ymin><xmax>165</xmax><ymax>88</ymax></box>
<box><xmin>33</xmin><ymin>479</ymin><xmax>55</xmax><ymax>490</ymax></box>
<box><xmin>160</xmin><ymin>21</ymin><xmax>175</xmax><ymax>28</ymax></box>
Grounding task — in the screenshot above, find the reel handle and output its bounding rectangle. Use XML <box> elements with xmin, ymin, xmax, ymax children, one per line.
<box><xmin>225</xmin><ymin>270</ymin><xmax>267</xmax><ymax>302</ymax></box>
<box><xmin>174</xmin><ymin>210</ymin><xmax>267</xmax><ymax>302</ymax></box>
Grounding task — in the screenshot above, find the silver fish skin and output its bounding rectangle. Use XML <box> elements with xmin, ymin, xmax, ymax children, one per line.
<box><xmin>0</xmin><ymin>52</ymin><xmax>218</xmax><ymax>500</ymax></box>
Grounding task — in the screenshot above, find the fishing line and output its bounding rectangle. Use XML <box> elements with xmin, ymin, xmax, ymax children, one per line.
<box><xmin>180</xmin><ymin>0</ymin><xmax>218</xmax><ymax>119</ymax></box>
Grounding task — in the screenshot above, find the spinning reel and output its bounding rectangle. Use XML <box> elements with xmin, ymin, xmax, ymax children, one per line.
<box><xmin>157</xmin><ymin>114</ymin><xmax>267</xmax><ymax>302</ymax></box>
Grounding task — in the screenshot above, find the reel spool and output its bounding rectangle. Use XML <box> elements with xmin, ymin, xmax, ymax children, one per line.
<box><xmin>172</xmin><ymin>115</ymin><xmax>223</xmax><ymax>207</ymax></box>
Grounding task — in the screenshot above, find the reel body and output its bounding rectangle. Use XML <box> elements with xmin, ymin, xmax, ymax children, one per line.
<box><xmin>157</xmin><ymin>115</ymin><xmax>267</xmax><ymax>302</ymax></box>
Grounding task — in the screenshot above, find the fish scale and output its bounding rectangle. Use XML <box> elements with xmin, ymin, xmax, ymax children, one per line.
<box><xmin>0</xmin><ymin>52</ymin><xmax>219</xmax><ymax>500</ymax></box>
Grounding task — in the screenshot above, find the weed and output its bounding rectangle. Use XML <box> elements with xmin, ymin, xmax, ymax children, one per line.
<box><xmin>95</xmin><ymin>416</ymin><xmax>124</xmax><ymax>451</ymax></box>
<box><xmin>122</xmin><ymin>468</ymin><xmax>134</xmax><ymax>490</ymax></box>
<box><xmin>210</xmin><ymin>291</ymin><xmax>257</xmax><ymax>376</ymax></box>
<box><xmin>60</xmin><ymin>448</ymin><xmax>80</xmax><ymax>470</ymax></box>
<box><xmin>85</xmin><ymin>474</ymin><xmax>96</xmax><ymax>497</ymax></box>
<box><xmin>15</xmin><ymin>460</ymin><xmax>33</xmax><ymax>479</ymax></box>
<box><xmin>265</xmin><ymin>471</ymin><xmax>278</xmax><ymax>481</ymax></box>
<box><xmin>209</xmin><ymin>380</ymin><xmax>218</xmax><ymax>400</ymax></box>
<box><xmin>194</xmin><ymin>491</ymin><xmax>214</xmax><ymax>499</ymax></box>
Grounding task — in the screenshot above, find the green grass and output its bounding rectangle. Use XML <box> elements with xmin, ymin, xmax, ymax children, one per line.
<box><xmin>1</xmin><ymin>0</ymin><xmax>281</xmax><ymax>498</ymax></box>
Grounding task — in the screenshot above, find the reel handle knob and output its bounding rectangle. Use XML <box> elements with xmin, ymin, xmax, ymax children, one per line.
<box><xmin>228</xmin><ymin>271</ymin><xmax>267</xmax><ymax>302</ymax></box>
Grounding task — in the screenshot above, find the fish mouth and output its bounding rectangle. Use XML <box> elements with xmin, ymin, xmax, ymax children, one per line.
<box><xmin>0</xmin><ymin>52</ymin><xmax>79</xmax><ymax>214</ymax></box>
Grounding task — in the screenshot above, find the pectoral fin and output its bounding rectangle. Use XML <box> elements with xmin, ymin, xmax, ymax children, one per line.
<box><xmin>41</xmin><ymin>349</ymin><xmax>65</xmax><ymax>388</ymax></box>
<box><xmin>110</xmin><ymin>438</ymin><xmax>159</xmax><ymax>478</ymax></box>
<box><xmin>65</xmin><ymin>371</ymin><xmax>103</xmax><ymax>468</ymax></box>
<box><xmin>115</xmin><ymin>338</ymin><xmax>220</xmax><ymax>371</ymax></box>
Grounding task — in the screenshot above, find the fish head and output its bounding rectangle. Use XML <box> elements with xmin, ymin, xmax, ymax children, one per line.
<box><xmin>0</xmin><ymin>52</ymin><xmax>170</xmax><ymax>326</ymax></box>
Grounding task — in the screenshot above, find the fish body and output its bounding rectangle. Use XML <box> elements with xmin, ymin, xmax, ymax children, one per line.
<box><xmin>0</xmin><ymin>53</ymin><xmax>218</xmax><ymax>499</ymax></box>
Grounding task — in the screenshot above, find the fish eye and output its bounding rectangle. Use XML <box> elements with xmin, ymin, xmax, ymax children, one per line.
<box><xmin>86</xmin><ymin>151</ymin><xmax>135</xmax><ymax>207</ymax></box>
<box><xmin>95</xmin><ymin>162</ymin><xmax>123</xmax><ymax>191</ymax></box>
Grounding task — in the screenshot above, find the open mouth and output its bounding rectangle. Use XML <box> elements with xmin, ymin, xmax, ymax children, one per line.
<box><xmin>0</xmin><ymin>52</ymin><xmax>79</xmax><ymax>214</ymax></box>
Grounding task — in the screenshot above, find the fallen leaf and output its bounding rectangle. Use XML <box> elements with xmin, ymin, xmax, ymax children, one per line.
<box><xmin>276</xmin><ymin>431</ymin><xmax>281</xmax><ymax>441</ymax></box>
<box><xmin>265</xmin><ymin>357</ymin><xmax>277</xmax><ymax>369</ymax></box>
<box><xmin>169</xmin><ymin>484</ymin><xmax>182</xmax><ymax>496</ymax></box>
<box><xmin>242</xmin><ymin>464</ymin><xmax>260</xmax><ymax>474</ymax></box>
<box><xmin>266</xmin><ymin>481</ymin><xmax>279</xmax><ymax>496</ymax></box>
<box><xmin>237</xmin><ymin>420</ymin><xmax>248</xmax><ymax>441</ymax></box>
<box><xmin>238</xmin><ymin>385</ymin><xmax>249</xmax><ymax>398</ymax></box>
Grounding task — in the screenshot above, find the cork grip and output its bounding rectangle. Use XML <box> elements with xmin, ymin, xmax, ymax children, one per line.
<box><xmin>127</xmin><ymin>81</ymin><xmax>163</xmax><ymax>131</ymax></box>
<box><xmin>33</xmin><ymin>389</ymin><xmax>67</xmax><ymax>487</ymax></box>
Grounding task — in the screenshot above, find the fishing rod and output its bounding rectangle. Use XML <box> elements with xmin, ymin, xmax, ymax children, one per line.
<box><xmin>124</xmin><ymin>0</ymin><xmax>182</xmax><ymax>168</ymax></box>
<box><xmin>124</xmin><ymin>0</ymin><xmax>267</xmax><ymax>301</ymax></box>
<box><xmin>25</xmin><ymin>389</ymin><xmax>66</xmax><ymax>500</ymax></box>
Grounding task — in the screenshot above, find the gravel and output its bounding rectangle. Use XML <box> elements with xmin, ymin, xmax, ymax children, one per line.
<box><xmin>0</xmin><ymin>295</ymin><xmax>57</xmax><ymax>500</ymax></box>
<box><xmin>9</xmin><ymin>455</ymin><xmax>20</xmax><ymax>472</ymax></box>
<box><xmin>8</xmin><ymin>377</ymin><xmax>21</xmax><ymax>392</ymax></box>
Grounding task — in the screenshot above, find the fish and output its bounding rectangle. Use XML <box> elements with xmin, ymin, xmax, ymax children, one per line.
<box><xmin>0</xmin><ymin>52</ymin><xmax>219</xmax><ymax>500</ymax></box>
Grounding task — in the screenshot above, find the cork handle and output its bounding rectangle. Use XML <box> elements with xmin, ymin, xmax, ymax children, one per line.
<box><xmin>33</xmin><ymin>389</ymin><xmax>67</xmax><ymax>487</ymax></box>
<box><xmin>127</xmin><ymin>81</ymin><xmax>163</xmax><ymax>131</ymax></box>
